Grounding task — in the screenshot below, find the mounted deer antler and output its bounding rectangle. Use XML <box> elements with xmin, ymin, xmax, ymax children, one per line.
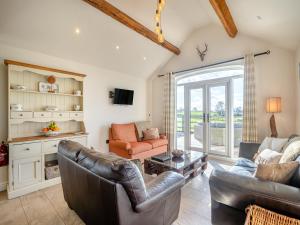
<box><xmin>196</xmin><ymin>43</ymin><xmax>208</xmax><ymax>61</ymax></box>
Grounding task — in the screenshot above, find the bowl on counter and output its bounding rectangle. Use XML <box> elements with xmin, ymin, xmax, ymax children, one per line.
<box><xmin>41</xmin><ymin>130</ymin><xmax>60</xmax><ymax>137</ymax></box>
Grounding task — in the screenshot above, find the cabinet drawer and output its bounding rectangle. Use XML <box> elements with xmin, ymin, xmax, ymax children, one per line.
<box><xmin>33</xmin><ymin>112</ymin><xmax>52</xmax><ymax>118</ymax></box>
<box><xmin>69</xmin><ymin>137</ymin><xmax>87</xmax><ymax>146</ymax></box>
<box><xmin>10</xmin><ymin>111</ymin><xmax>33</xmax><ymax>119</ymax></box>
<box><xmin>43</xmin><ymin>140</ymin><xmax>60</xmax><ymax>153</ymax></box>
<box><xmin>53</xmin><ymin>112</ymin><xmax>69</xmax><ymax>119</ymax></box>
<box><xmin>70</xmin><ymin>112</ymin><xmax>83</xmax><ymax>120</ymax></box>
<box><xmin>11</xmin><ymin>142</ymin><xmax>42</xmax><ymax>159</ymax></box>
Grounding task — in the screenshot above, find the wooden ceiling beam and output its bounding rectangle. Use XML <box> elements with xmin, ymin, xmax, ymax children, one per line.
<box><xmin>83</xmin><ymin>0</ymin><xmax>180</xmax><ymax>55</ymax></box>
<box><xmin>209</xmin><ymin>0</ymin><xmax>238</xmax><ymax>38</ymax></box>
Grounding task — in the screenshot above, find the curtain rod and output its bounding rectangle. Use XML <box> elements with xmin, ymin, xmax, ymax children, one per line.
<box><xmin>157</xmin><ymin>50</ymin><xmax>270</xmax><ymax>77</ymax></box>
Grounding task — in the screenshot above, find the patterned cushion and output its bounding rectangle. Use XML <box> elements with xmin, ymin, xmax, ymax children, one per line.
<box><xmin>280</xmin><ymin>137</ymin><xmax>300</xmax><ymax>163</ymax></box>
<box><xmin>142</xmin><ymin>128</ymin><xmax>160</xmax><ymax>140</ymax></box>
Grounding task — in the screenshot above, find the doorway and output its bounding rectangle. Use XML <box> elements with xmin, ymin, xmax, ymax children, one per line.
<box><xmin>176</xmin><ymin>65</ymin><xmax>243</xmax><ymax>158</ymax></box>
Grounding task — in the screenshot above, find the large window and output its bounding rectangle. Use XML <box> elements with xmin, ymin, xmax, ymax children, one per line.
<box><xmin>175</xmin><ymin>64</ymin><xmax>243</xmax><ymax>158</ymax></box>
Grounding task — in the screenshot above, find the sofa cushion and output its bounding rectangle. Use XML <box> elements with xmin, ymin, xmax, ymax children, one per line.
<box><xmin>111</xmin><ymin>123</ymin><xmax>137</xmax><ymax>142</ymax></box>
<box><xmin>76</xmin><ymin>146</ymin><xmax>147</xmax><ymax>207</ymax></box>
<box><xmin>280</xmin><ymin>137</ymin><xmax>300</xmax><ymax>163</ymax></box>
<box><xmin>254</xmin><ymin>149</ymin><xmax>282</xmax><ymax>165</ymax></box>
<box><xmin>144</xmin><ymin>139</ymin><xmax>168</xmax><ymax>148</ymax></box>
<box><xmin>128</xmin><ymin>142</ymin><xmax>152</xmax><ymax>155</ymax></box>
<box><xmin>135</xmin><ymin>121</ymin><xmax>152</xmax><ymax>140</ymax></box>
<box><xmin>143</xmin><ymin>128</ymin><xmax>160</xmax><ymax>140</ymax></box>
<box><xmin>254</xmin><ymin>137</ymin><xmax>288</xmax><ymax>159</ymax></box>
<box><xmin>290</xmin><ymin>156</ymin><xmax>300</xmax><ymax>187</ymax></box>
<box><xmin>254</xmin><ymin>162</ymin><xmax>299</xmax><ymax>184</ymax></box>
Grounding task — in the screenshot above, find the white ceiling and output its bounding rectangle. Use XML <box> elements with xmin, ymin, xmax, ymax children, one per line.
<box><xmin>0</xmin><ymin>0</ymin><xmax>299</xmax><ymax>78</ymax></box>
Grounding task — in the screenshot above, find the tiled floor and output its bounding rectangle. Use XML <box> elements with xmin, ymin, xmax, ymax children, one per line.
<box><xmin>0</xmin><ymin>163</ymin><xmax>223</xmax><ymax>225</ymax></box>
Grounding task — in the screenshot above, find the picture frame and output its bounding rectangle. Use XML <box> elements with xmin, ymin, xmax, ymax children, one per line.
<box><xmin>39</xmin><ymin>82</ymin><xmax>59</xmax><ymax>93</ymax></box>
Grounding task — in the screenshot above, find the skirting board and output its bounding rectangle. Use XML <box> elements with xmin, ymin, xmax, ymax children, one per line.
<box><xmin>0</xmin><ymin>181</ymin><xmax>8</xmax><ymax>191</ymax></box>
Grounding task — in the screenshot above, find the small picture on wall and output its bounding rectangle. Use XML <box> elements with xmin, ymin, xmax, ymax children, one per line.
<box><xmin>39</xmin><ymin>82</ymin><xmax>59</xmax><ymax>93</ymax></box>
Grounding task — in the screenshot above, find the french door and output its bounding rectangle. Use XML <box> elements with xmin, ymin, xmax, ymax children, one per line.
<box><xmin>183</xmin><ymin>82</ymin><xmax>230</xmax><ymax>156</ymax></box>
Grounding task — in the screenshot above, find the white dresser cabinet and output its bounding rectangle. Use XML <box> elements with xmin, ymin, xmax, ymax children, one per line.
<box><xmin>5</xmin><ymin>60</ymin><xmax>88</xmax><ymax>199</ymax></box>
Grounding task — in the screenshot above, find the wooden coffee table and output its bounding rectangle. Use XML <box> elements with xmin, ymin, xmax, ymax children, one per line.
<box><xmin>144</xmin><ymin>150</ymin><xmax>208</xmax><ymax>183</ymax></box>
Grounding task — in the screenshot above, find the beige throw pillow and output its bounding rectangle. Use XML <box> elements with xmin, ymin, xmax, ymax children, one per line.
<box><xmin>280</xmin><ymin>138</ymin><xmax>300</xmax><ymax>163</ymax></box>
<box><xmin>254</xmin><ymin>149</ymin><xmax>282</xmax><ymax>165</ymax></box>
<box><xmin>142</xmin><ymin>128</ymin><xmax>160</xmax><ymax>140</ymax></box>
<box><xmin>254</xmin><ymin>162</ymin><xmax>299</xmax><ymax>184</ymax></box>
<box><xmin>254</xmin><ymin>137</ymin><xmax>288</xmax><ymax>160</ymax></box>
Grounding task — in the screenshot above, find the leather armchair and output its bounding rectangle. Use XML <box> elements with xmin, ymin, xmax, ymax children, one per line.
<box><xmin>209</xmin><ymin>142</ymin><xmax>300</xmax><ymax>225</ymax></box>
<box><xmin>58</xmin><ymin>140</ymin><xmax>184</xmax><ymax>225</ymax></box>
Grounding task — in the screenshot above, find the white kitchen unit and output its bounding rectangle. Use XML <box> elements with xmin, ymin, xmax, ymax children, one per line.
<box><xmin>5</xmin><ymin>60</ymin><xmax>88</xmax><ymax>199</ymax></box>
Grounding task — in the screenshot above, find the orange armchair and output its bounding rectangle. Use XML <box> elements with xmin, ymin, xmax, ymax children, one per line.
<box><xmin>109</xmin><ymin>123</ymin><xmax>168</xmax><ymax>160</ymax></box>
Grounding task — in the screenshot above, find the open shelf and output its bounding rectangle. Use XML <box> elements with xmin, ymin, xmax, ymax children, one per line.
<box><xmin>10</xmin><ymin>89</ymin><xmax>83</xmax><ymax>97</ymax></box>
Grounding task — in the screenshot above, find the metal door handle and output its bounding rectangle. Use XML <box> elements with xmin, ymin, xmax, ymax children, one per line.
<box><xmin>202</xmin><ymin>113</ymin><xmax>206</xmax><ymax>123</ymax></box>
<box><xmin>207</xmin><ymin>114</ymin><xmax>210</xmax><ymax>123</ymax></box>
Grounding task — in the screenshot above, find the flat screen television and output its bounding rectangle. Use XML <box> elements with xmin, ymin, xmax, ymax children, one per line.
<box><xmin>113</xmin><ymin>88</ymin><xmax>134</xmax><ymax>105</ymax></box>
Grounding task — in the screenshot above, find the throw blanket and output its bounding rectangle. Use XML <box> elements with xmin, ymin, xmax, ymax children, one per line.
<box><xmin>229</xmin><ymin>158</ymin><xmax>257</xmax><ymax>177</ymax></box>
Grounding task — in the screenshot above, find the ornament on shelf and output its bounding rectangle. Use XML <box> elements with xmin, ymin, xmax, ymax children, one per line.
<box><xmin>47</xmin><ymin>76</ymin><xmax>58</xmax><ymax>93</ymax></box>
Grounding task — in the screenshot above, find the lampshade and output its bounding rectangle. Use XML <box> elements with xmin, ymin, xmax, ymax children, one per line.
<box><xmin>266</xmin><ymin>97</ymin><xmax>281</xmax><ymax>113</ymax></box>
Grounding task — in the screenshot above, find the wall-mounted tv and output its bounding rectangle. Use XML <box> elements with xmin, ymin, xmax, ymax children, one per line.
<box><xmin>113</xmin><ymin>88</ymin><xmax>134</xmax><ymax>105</ymax></box>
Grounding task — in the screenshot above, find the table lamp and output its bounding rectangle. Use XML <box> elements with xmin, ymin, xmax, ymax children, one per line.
<box><xmin>266</xmin><ymin>97</ymin><xmax>281</xmax><ymax>137</ymax></box>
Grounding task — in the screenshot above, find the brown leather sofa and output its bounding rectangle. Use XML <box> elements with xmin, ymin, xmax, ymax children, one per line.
<box><xmin>209</xmin><ymin>140</ymin><xmax>300</xmax><ymax>225</ymax></box>
<box><xmin>109</xmin><ymin>123</ymin><xmax>168</xmax><ymax>160</ymax></box>
<box><xmin>58</xmin><ymin>140</ymin><xmax>185</xmax><ymax>225</ymax></box>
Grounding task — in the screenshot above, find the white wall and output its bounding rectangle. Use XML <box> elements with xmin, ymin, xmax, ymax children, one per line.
<box><xmin>150</xmin><ymin>25</ymin><xmax>297</xmax><ymax>142</ymax></box>
<box><xmin>0</xmin><ymin>43</ymin><xmax>148</xmax><ymax>187</ymax></box>
<box><xmin>296</xmin><ymin>47</ymin><xmax>300</xmax><ymax>133</ymax></box>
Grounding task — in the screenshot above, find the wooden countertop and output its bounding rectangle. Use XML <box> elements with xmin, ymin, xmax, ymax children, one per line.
<box><xmin>9</xmin><ymin>132</ymin><xmax>88</xmax><ymax>143</ymax></box>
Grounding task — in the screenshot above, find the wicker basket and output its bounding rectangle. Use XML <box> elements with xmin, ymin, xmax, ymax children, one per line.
<box><xmin>245</xmin><ymin>205</ymin><xmax>300</xmax><ymax>225</ymax></box>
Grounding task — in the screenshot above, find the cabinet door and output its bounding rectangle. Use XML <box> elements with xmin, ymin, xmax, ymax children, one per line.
<box><xmin>13</xmin><ymin>157</ymin><xmax>42</xmax><ymax>189</ymax></box>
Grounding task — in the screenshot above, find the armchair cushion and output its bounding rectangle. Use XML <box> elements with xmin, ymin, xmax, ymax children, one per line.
<box><xmin>209</xmin><ymin>168</ymin><xmax>300</xmax><ymax>219</ymax></box>
<box><xmin>135</xmin><ymin>171</ymin><xmax>185</xmax><ymax>213</ymax></box>
<box><xmin>128</xmin><ymin>142</ymin><xmax>152</xmax><ymax>155</ymax></box>
<box><xmin>143</xmin><ymin>138</ymin><xmax>168</xmax><ymax>148</ymax></box>
<box><xmin>111</xmin><ymin>123</ymin><xmax>137</xmax><ymax>142</ymax></box>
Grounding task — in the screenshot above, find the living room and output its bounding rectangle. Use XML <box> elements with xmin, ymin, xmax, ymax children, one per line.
<box><xmin>0</xmin><ymin>0</ymin><xmax>300</xmax><ymax>225</ymax></box>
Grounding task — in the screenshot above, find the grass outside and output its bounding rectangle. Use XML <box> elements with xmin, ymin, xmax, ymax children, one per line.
<box><xmin>177</xmin><ymin>111</ymin><xmax>242</xmax><ymax>132</ymax></box>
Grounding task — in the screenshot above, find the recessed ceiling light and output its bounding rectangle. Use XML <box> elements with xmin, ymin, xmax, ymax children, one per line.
<box><xmin>116</xmin><ymin>45</ymin><xmax>120</xmax><ymax>50</ymax></box>
<box><xmin>75</xmin><ymin>28</ymin><xmax>80</xmax><ymax>34</ymax></box>
<box><xmin>143</xmin><ymin>57</ymin><xmax>147</xmax><ymax>61</ymax></box>
<box><xmin>256</xmin><ymin>16</ymin><xmax>262</xmax><ymax>20</ymax></box>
